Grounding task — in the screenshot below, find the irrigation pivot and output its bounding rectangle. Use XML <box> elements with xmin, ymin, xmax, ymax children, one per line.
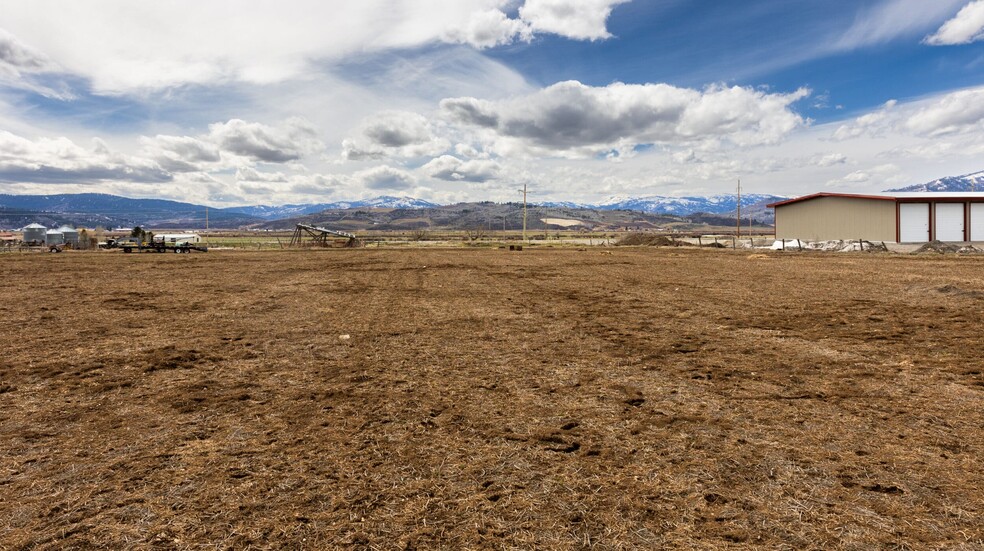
<box><xmin>289</xmin><ymin>224</ymin><xmax>359</xmax><ymax>248</ymax></box>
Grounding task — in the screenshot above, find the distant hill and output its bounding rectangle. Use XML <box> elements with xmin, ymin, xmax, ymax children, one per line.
<box><xmin>0</xmin><ymin>193</ymin><xmax>261</xmax><ymax>229</ymax></box>
<box><xmin>0</xmin><ymin>192</ymin><xmax>778</xmax><ymax>230</ymax></box>
<box><xmin>228</xmin><ymin>196</ymin><xmax>439</xmax><ymax>220</ymax></box>
<box><xmin>886</xmin><ymin>170</ymin><xmax>984</xmax><ymax>192</ymax></box>
<box><xmin>254</xmin><ymin>202</ymin><xmax>773</xmax><ymax>232</ymax></box>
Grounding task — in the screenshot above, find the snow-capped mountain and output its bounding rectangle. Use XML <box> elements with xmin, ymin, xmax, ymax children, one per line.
<box><xmin>227</xmin><ymin>196</ymin><xmax>439</xmax><ymax>219</ymax></box>
<box><xmin>594</xmin><ymin>194</ymin><xmax>785</xmax><ymax>216</ymax></box>
<box><xmin>536</xmin><ymin>201</ymin><xmax>594</xmax><ymax>209</ymax></box>
<box><xmin>886</xmin><ymin>171</ymin><xmax>984</xmax><ymax>192</ymax></box>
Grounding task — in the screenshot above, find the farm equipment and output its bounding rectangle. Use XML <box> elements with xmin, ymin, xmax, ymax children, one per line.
<box><xmin>121</xmin><ymin>241</ymin><xmax>208</xmax><ymax>254</ymax></box>
<box><xmin>289</xmin><ymin>224</ymin><xmax>360</xmax><ymax>248</ymax></box>
<box><xmin>99</xmin><ymin>236</ymin><xmax>207</xmax><ymax>253</ymax></box>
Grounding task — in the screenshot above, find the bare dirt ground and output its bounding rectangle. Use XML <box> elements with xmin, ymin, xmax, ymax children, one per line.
<box><xmin>1</xmin><ymin>248</ymin><xmax>982</xmax><ymax>549</ymax></box>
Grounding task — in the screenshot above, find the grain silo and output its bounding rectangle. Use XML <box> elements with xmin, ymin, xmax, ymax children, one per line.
<box><xmin>58</xmin><ymin>226</ymin><xmax>80</xmax><ymax>247</ymax></box>
<box><xmin>45</xmin><ymin>230</ymin><xmax>64</xmax><ymax>245</ymax></box>
<box><xmin>23</xmin><ymin>223</ymin><xmax>47</xmax><ymax>244</ymax></box>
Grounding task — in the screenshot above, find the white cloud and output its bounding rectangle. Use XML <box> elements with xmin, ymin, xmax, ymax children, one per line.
<box><xmin>140</xmin><ymin>135</ymin><xmax>221</xmax><ymax>173</ymax></box>
<box><xmin>0</xmin><ymin>131</ymin><xmax>170</xmax><ymax>184</ymax></box>
<box><xmin>825</xmin><ymin>164</ymin><xmax>901</xmax><ymax>188</ymax></box>
<box><xmin>834</xmin><ymin>0</ymin><xmax>967</xmax><ymax>50</ymax></box>
<box><xmin>832</xmin><ymin>100</ymin><xmax>898</xmax><ymax>140</ymax></box>
<box><xmin>354</xmin><ymin>165</ymin><xmax>418</xmax><ymax>191</ymax></box>
<box><xmin>0</xmin><ymin>1</ymin><xmax>626</xmax><ymax>93</ymax></box>
<box><xmin>422</xmin><ymin>155</ymin><xmax>502</xmax><ymax>182</ymax></box>
<box><xmin>925</xmin><ymin>0</ymin><xmax>984</xmax><ymax>45</ymax></box>
<box><xmin>904</xmin><ymin>87</ymin><xmax>984</xmax><ymax>136</ymax></box>
<box><xmin>812</xmin><ymin>153</ymin><xmax>849</xmax><ymax>167</ymax></box>
<box><xmin>342</xmin><ymin>111</ymin><xmax>450</xmax><ymax>160</ymax></box>
<box><xmin>208</xmin><ymin>118</ymin><xmax>323</xmax><ymax>163</ymax></box>
<box><xmin>0</xmin><ymin>28</ymin><xmax>72</xmax><ymax>98</ymax></box>
<box><xmin>444</xmin><ymin>9</ymin><xmax>532</xmax><ymax>48</ymax></box>
<box><xmin>441</xmin><ymin>81</ymin><xmax>810</xmax><ymax>157</ymax></box>
<box><xmin>519</xmin><ymin>0</ymin><xmax>629</xmax><ymax>41</ymax></box>
<box><xmin>832</xmin><ymin>87</ymin><xmax>984</xmax><ymax>140</ymax></box>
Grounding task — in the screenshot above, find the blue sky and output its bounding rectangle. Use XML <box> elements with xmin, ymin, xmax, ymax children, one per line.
<box><xmin>0</xmin><ymin>0</ymin><xmax>983</xmax><ymax>205</ymax></box>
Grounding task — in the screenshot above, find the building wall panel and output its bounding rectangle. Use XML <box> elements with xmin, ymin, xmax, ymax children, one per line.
<box><xmin>934</xmin><ymin>203</ymin><xmax>964</xmax><ymax>242</ymax></box>
<box><xmin>899</xmin><ymin>203</ymin><xmax>930</xmax><ymax>243</ymax></box>
<box><xmin>971</xmin><ymin>203</ymin><xmax>984</xmax><ymax>241</ymax></box>
<box><xmin>775</xmin><ymin>196</ymin><xmax>897</xmax><ymax>242</ymax></box>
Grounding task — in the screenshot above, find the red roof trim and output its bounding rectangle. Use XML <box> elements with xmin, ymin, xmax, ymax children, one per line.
<box><xmin>767</xmin><ymin>193</ymin><xmax>896</xmax><ymax>209</ymax></box>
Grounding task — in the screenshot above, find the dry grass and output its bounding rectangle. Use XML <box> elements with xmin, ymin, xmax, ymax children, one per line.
<box><xmin>0</xmin><ymin>248</ymin><xmax>982</xmax><ymax>549</ymax></box>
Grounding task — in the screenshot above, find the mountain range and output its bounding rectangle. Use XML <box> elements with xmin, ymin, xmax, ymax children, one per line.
<box><xmin>0</xmin><ymin>170</ymin><xmax>980</xmax><ymax>230</ymax></box>
<box><xmin>886</xmin><ymin>170</ymin><xmax>984</xmax><ymax>192</ymax></box>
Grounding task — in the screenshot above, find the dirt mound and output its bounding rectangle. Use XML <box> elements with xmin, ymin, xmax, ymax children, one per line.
<box><xmin>912</xmin><ymin>240</ymin><xmax>961</xmax><ymax>254</ymax></box>
<box><xmin>615</xmin><ymin>234</ymin><xmax>680</xmax><ymax>247</ymax></box>
<box><xmin>957</xmin><ymin>245</ymin><xmax>982</xmax><ymax>255</ymax></box>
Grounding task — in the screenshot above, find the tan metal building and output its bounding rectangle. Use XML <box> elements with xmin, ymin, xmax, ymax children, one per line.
<box><xmin>768</xmin><ymin>192</ymin><xmax>984</xmax><ymax>243</ymax></box>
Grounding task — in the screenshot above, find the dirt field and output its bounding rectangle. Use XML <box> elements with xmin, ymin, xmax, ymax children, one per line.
<box><xmin>1</xmin><ymin>248</ymin><xmax>982</xmax><ymax>549</ymax></box>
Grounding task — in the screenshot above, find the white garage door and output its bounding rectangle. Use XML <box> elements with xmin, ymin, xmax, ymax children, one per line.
<box><xmin>971</xmin><ymin>203</ymin><xmax>984</xmax><ymax>241</ymax></box>
<box><xmin>935</xmin><ymin>203</ymin><xmax>965</xmax><ymax>242</ymax></box>
<box><xmin>899</xmin><ymin>203</ymin><xmax>930</xmax><ymax>242</ymax></box>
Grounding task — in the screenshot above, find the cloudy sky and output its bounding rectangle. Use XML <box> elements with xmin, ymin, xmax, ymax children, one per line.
<box><xmin>1</xmin><ymin>0</ymin><xmax>983</xmax><ymax>206</ymax></box>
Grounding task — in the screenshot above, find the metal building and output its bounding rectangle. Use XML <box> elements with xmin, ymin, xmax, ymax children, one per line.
<box><xmin>58</xmin><ymin>226</ymin><xmax>80</xmax><ymax>247</ymax></box>
<box><xmin>23</xmin><ymin>223</ymin><xmax>47</xmax><ymax>243</ymax></box>
<box><xmin>769</xmin><ymin>193</ymin><xmax>984</xmax><ymax>243</ymax></box>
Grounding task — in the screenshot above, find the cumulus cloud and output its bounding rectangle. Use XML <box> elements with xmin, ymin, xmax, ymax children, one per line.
<box><xmin>441</xmin><ymin>81</ymin><xmax>809</xmax><ymax>157</ymax></box>
<box><xmin>342</xmin><ymin>111</ymin><xmax>450</xmax><ymax>160</ymax></box>
<box><xmin>831</xmin><ymin>100</ymin><xmax>898</xmax><ymax>140</ymax></box>
<box><xmin>0</xmin><ymin>28</ymin><xmax>49</xmax><ymax>71</ymax></box>
<box><xmin>0</xmin><ymin>28</ymin><xmax>71</xmax><ymax>98</ymax></box>
<box><xmin>354</xmin><ymin>165</ymin><xmax>417</xmax><ymax>190</ymax></box>
<box><xmin>140</xmin><ymin>135</ymin><xmax>221</xmax><ymax>172</ymax></box>
<box><xmin>811</xmin><ymin>153</ymin><xmax>848</xmax><ymax>167</ymax></box>
<box><xmin>209</xmin><ymin>118</ymin><xmax>323</xmax><ymax>163</ymax></box>
<box><xmin>0</xmin><ymin>1</ymin><xmax>627</xmax><ymax>92</ymax></box>
<box><xmin>236</xmin><ymin>167</ymin><xmax>289</xmax><ymax>183</ymax></box>
<box><xmin>904</xmin><ymin>87</ymin><xmax>984</xmax><ymax>136</ymax></box>
<box><xmin>519</xmin><ymin>0</ymin><xmax>630</xmax><ymax>41</ymax></box>
<box><xmin>444</xmin><ymin>9</ymin><xmax>532</xmax><ymax>48</ymax></box>
<box><xmin>422</xmin><ymin>155</ymin><xmax>502</xmax><ymax>182</ymax></box>
<box><xmin>832</xmin><ymin>87</ymin><xmax>984</xmax><ymax>141</ymax></box>
<box><xmin>0</xmin><ymin>131</ymin><xmax>170</xmax><ymax>184</ymax></box>
<box><xmin>925</xmin><ymin>0</ymin><xmax>984</xmax><ymax>45</ymax></box>
<box><xmin>825</xmin><ymin>164</ymin><xmax>901</xmax><ymax>188</ymax></box>
<box><xmin>139</xmin><ymin>118</ymin><xmax>322</xmax><ymax>173</ymax></box>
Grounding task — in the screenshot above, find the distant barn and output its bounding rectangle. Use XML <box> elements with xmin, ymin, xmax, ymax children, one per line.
<box><xmin>768</xmin><ymin>193</ymin><xmax>984</xmax><ymax>243</ymax></box>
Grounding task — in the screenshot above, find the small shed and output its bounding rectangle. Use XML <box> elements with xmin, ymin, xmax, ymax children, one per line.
<box><xmin>45</xmin><ymin>230</ymin><xmax>64</xmax><ymax>246</ymax></box>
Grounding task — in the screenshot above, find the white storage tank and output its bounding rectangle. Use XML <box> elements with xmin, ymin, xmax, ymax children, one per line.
<box><xmin>23</xmin><ymin>223</ymin><xmax>47</xmax><ymax>243</ymax></box>
<box><xmin>58</xmin><ymin>226</ymin><xmax>80</xmax><ymax>247</ymax></box>
<box><xmin>45</xmin><ymin>230</ymin><xmax>64</xmax><ymax>245</ymax></box>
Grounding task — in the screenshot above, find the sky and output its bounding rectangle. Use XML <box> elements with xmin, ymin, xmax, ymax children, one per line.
<box><xmin>1</xmin><ymin>0</ymin><xmax>983</xmax><ymax>206</ymax></box>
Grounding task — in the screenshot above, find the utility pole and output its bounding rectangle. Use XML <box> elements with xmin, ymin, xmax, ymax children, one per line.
<box><xmin>736</xmin><ymin>179</ymin><xmax>741</xmax><ymax>239</ymax></box>
<box><xmin>519</xmin><ymin>183</ymin><xmax>528</xmax><ymax>242</ymax></box>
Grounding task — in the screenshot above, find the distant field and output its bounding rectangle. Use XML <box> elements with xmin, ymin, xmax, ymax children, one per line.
<box><xmin>1</xmin><ymin>249</ymin><xmax>981</xmax><ymax>548</ymax></box>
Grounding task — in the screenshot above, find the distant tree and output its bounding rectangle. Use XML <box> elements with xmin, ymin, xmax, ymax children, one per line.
<box><xmin>464</xmin><ymin>227</ymin><xmax>487</xmax><ymax>241</ymax></box>
<box><xmin>411</xmin><ymin>229</ymin><xmax>428</xmax><ymax>241</ymax></box>
<box><xmin>130</xmin><ymin>226</ymin><xmax>143</xmax><ymax>238</ymax></box>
